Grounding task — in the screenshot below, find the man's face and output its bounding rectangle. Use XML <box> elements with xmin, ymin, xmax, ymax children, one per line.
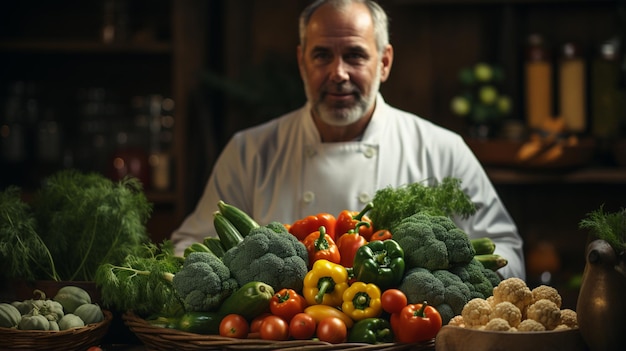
<box><xmin>298</xmin><ymin>2</ymin><xmax>392</xmax><ymax>127</ymax></box>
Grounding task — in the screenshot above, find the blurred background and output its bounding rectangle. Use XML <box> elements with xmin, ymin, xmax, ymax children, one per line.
<box><xmin>1</xmin><ymin>0</ymin><xmax>625</xmax><ymax>309</ymax></box>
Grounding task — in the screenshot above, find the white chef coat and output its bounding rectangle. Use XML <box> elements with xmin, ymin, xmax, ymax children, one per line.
<box><xmin>171</xmin><ymin>94</ymin><xmax>525</xmax><ymax>279</ymax></box>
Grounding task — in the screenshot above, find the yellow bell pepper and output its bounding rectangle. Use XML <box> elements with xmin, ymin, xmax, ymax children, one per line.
<box><xmin>341</xmin><ymin>281</ymin><xmax>383</xmax><ymax>321</ymax></box>
<box><xmin>303</xmin><ymin>259</ymin><xmax>349</xmax><ymax>306</ymax></box>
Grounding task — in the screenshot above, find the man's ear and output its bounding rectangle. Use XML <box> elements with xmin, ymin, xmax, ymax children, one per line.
<box><xmin>380</xmin><ymin>44</ymin><xmax>394</xmax><ymax>82</ymax></box>
<box><xmin>297</xmin><ymin>45</ymin><xmax>305</xmax><ymax>77</ymax></box>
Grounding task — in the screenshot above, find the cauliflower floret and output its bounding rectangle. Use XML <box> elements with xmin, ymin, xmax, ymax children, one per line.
<box><xmin>553</xmin><ymin>324</ymin><xmax>571</xmax><ymax>331</ymax></box>
<box><xmin>484</xmin><ymin>317</ymin><xmax>512</xmax><ymax>331</ymax></box>
<box><xmin>531</xmin><ymin>285</ymin><xmax>562</xmax><ymax>308</ymax></box>
<box><xmin>526</xmin><ymin>299</ymin><xmax>561</xmax><ymax>330</ymax></box>
<box><xmin>448</xmin><ymin>315</ymin><xmax>465</xmax><ymax>327</ymax></box>
<box><xmin>461</xmin><ymin>298</ymin><xmax>492</xmax><ymax>328</ymax></box>
<box><xmin>491</xmin><ymin>301</ymin><xmax>522</xmax><ymax>328</ymax></box>
<box><xmin>486</xmin><ymin>295</ymin><xmax>495</xmax><ymax>307</ymax></box>
<box><xmin>492</xmin><ymin>278</ymin><xmax>533</xmax><ymax>317</ymax></box>
<box><xmin>517</xmin><ymin>319</ymin><xmax>546</xmax><ymax>332</ymax></box>
<box><xmin>559</xmin><ymin>308</ymin><xmax>578</xmax><ymax>328</ymax></box>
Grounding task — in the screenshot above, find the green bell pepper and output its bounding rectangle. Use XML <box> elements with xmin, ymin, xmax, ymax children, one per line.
<box><xmin>347</xmin><ymin>317</ymin><xmax>394</xmax><ymax>344</ymax></box>
<box><xmin>352</xmin><ymin>239</ymin><xmax>405</xmax><ymax>290</ymax></box>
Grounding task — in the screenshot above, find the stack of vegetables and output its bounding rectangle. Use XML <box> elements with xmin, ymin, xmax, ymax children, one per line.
<box><xmin>0</xmin><ymin>286</ymin><xmax>105</xmax><ymax>331</ymax></box>
<box><xmin>95</xmin><ymin>177</ymin><xmax>509</xmax><ymax>345</ymax></box>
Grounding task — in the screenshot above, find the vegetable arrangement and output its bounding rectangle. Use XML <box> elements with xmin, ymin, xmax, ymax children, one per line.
<box><xmin>0</xmin><ymin>169</ymin><xmax>151</xmax><ymax>282</ymax></box>
<box><xmin>95</xmin><ymin>177</ymin><xmax>510</xmax><ymax>345</ymax></box>
<box><xmin>0</xmin><ymin>285</ymin><xmax>104</xmax><ymax>331</ymax></box>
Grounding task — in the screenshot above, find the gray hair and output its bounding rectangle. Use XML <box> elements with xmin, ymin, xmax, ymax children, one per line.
<box><xmin>299</xmin><ymin>0</ymin><xmax>390</xmax><ymax>54</ymax></box>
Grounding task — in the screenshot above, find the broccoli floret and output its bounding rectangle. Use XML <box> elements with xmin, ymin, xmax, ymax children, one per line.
<box><xmin>223</xmin><ymin>223</ymin><xmax>309</xmax><ymax>292</ymax></box>
<box><xmin>172</xmin><ymin>252</ymin><xmax>238</xmax><ymax>312</ymax></box>
<box><xmin>399</xmin><ymin>266</ymin><xmax>475</xmax><ymax>324</ymax></box>
<box><xmin>450</xmin><ymin>258</ymin><xmax>501</xmax><ymax>299</ymax></box>
<box><xmin>392</xmin><ymin>212</ymin><xmax>475</xmax><ymax>271</ymax></box>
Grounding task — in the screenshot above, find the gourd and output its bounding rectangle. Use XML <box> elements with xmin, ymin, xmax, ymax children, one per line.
<box><xmin>48</xmin><ymin>320</ymin><xmax>60</xmax><ymax>331</ymax></box>
<box><xmin>11</xmin><ymin>299</ymin><xmax>35</xmax><ymax>315</ymax></box>
<box><xmin>0</xmin><ymin>303</ymin><xmax>21</xmax><ymax>328</ymax></box>
<box><xmin>32</xmin><ymin>299</ymin><xmax>64</xmax><ymax>322</ymax></box>
<box><xmin>58</xmin><ymin>313</ymin><xmax>85</xmax><ymax>330</ymax></box>
<box><xmin>18</xmin><ymin>314</ymin><xmax>50</xmax><ymax>330</ymax></box>
<box><xmin>73</xmin><ymin>303</ymin><xmax>104</xmax><ymax>324</ymax></box>
<box><xmin>53</xmin><ymin>286</ymin><xmax>91</xmax><ymax>313</ymax></box>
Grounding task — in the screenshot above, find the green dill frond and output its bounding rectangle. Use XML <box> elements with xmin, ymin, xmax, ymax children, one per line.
<box><xmin>0</xmin><ymin>186</ymin><xmax>59</xmax><ymax>281</ymax></box>
<box><xmin>579</xmin><ymin>206</ymin><xmax>626</xmax><ymax>253</ymax></box>
<box><xmin>369</xmin><ymin>177</ymin><xmax>477</xmax><ymax>230</ymax></box>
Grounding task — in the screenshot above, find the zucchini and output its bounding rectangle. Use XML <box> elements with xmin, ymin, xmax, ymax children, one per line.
<box><xmin>217</xmin><ymin>281</ymin><xmax>274</xmax><ymax>321</ymax></box>
<box><xmin>213</xmin><ymin>211</ymin><xmax>244</xmax><ymax>251</ymax></box>
<box><xmin>183</xmin><ymin>242</ymin><xmax>212</xmax><ymax>258</ymax></box>
<box><xmin>471</xmin><ymin>237</ymin><xmax>496</xmax><ymax>255</ymax></box>
<box><xmin>218</xmin><ymin>200</ymin><xmax>260</xmax><ymax>237</ymax></box>
<box><xmin>203</xmin><ymin>237</ymin><xmax>226</xmax><ymax>259</ymax></box>
<box><xmin>177</xmin><ymin>311</ymin><xmax>222</xmax><ymax>335</ymax></box>
<box><xmin>475</xmin><ymin>254</ymin><xmax>508</xmax><ymax>271</ymax></box>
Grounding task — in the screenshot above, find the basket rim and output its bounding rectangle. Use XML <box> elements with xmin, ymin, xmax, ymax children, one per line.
<box><xmin>123</xmin><ymin>311</ymin><xmax>435</xmax><ymax>351</ymax></box>
<box><xmin>0</xmin><ymin>309</ymin><xmax>113</xmax><ymax>335</ymax></box>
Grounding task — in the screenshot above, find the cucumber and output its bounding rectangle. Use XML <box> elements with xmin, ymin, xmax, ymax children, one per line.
<box><xmin>471</xmin><ymin>237</ymin><xmax>496</xmax><ymax>255</ymax></box>
<box><xmin>177</xmin><ymin>311</ymin><xmax>222</xmax><ymax>335</ymax></box>
<box><xmin>475</xmin><ymin>254</ymin><xmax>508</xmax><ymax>271</ymax></box>
<box><xmin>217</xmin><ymin>281</ymin><xmax>274</xmax><ymax>321</ymax></box>
<box><xmin>213</xmin><ymin>211</ymin><xmax>244</xmax><ymax>251</ymax></box>
<box><xmin>203</xmin><ymin>237</ymin><xmax>226</xmax><ymax>259</ymax></box>
<box><xmin>217</xmin><ymin>200</ymin><xmax>260</xmax><ymax>237</ymax></box>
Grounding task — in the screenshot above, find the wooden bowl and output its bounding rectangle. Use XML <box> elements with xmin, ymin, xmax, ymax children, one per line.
<box><xmin>435</xmin><ymin>325</ymin><xmax>586</xmax><ymax>351</ymax></box>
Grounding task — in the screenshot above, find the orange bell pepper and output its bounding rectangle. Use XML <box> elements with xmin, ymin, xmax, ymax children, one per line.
<box><xmin>302</xmin><ymin>226</ymin><xmax>340</xmax><ymax>268</ymax></box>
<box><xmin>335</xmin><ymin>203</ymin><xmax>374</xmax><ymax>241</ymax></box>
<box><xmin>290</xmin><ymin>213</ymin><xmax>337</xmax><ymax>241</ymax></box>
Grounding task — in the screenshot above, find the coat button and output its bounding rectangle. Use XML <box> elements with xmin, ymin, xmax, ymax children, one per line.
<box><xmin>363</xmin><ymin>147</ymin><xmax>376</xmax><ymax>158</ymax></box>
<box><xmin>303</xmin><ymin>191</ymin><xmax>315</xmax><ymax>203</ymax></box>
<box><xmin>358</xmin><ymin>192</ymin><xmax>371</xmax><ymax>203</ymax></box>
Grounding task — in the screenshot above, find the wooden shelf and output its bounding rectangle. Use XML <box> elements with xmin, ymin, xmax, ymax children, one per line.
<box><xmin>0</xmin><ymin>40</ymin><xmax>172</xmax><ymax>54</ymax></box>
<box><xmin>484</xmin><ymin>167</ymin><xmax>626</xmax><ymax>184</ymax></box>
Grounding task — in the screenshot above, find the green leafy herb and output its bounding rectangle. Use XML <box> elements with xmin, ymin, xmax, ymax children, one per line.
<box><xmin>95</xmin><ymin>240</ymin><xmax>183</xmax><ymax>315</ymax></box>
<box><xmin>579</xmin><ymin>206</ymin><xmax>626</xmax><ymax>254</ymax></box>
<box><xmin>0</xmin><ymin>186</ymin><xmax>59</xmax><ymax>281</ymax></box>
<box><xmin>368</xmin><ymin>177</ymin><xmax>477</xmax><ymax>230</ymax></box>
<box><xmin>0</xmin><ymin>169</ymin><xmax>152</xmax><ymax>282</ymax></box>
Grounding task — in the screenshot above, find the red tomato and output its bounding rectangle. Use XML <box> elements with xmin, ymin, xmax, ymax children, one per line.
<box><xmin>316</xmin><ymin>317</ymin><xmax>347</xmax><ymax>344</ymax></box>
<box><xmin>259</xmin><ymin>315</ymin><xmax>289</xmax><ymax>341</ymax></box>
<box><xmin>219</xmin><ymin>314</ymin><xmax>249</xmax><ymax>339</ymax></box>
<box><xmin>381</xmin><ymin>288</ymin><xmax>408</xmax><ymax>314</ymax></box>
<box><xmin>289</xmin><ymin>312</ymin><xmax>316</xmax><ymax>340</ymax></box>
<box><xmin>86</xmin><ymin>347</ymin><xmax>103</xmax><ymax>351</ymax></box>
<box><xmin>250</xmin><ymin>313</ymin><xmax>272</xmax><ymax>333</ymax></box>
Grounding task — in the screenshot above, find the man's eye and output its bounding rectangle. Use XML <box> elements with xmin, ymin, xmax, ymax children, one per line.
<box><xmin>345</xmin><ymin>53</ymin><xmax>366</xmax><ymax>62</ymax></box>
<box><xmin>312</xmin><ymin>52</ymin><xmax>331</xmax><ymax>61</ymax></box>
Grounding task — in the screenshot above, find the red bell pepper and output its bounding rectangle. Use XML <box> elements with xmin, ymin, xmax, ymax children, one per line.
<box><xmin>370</xmin><ymin>229</ymin><xmax>393</xmax><ymax>241</ymax></box>
<box><xmin>269</xmin><ymin>288</ymin><xmax>307</xmax><ymax>322</ymax></box>
<box><xmin>335</xmin><ymin>203</ymin><xmax>374</xmax><ymax>241</ymax></box>
<box><xmin>290</xmin><ymin>213</ymin><xmax>337</xmax><ymax>241</ymax></box>
<box><xmin>302</xmin><ymin>226</ymin><xmax>341</xmax><ymax>268</ymax></box>
<box><xmin>337</xmin><ymin>221</ymin><xmax>369</xmax><ymax>268</ymax></box>
<box><xmin>390</xmin><ymin>301</ymin><xmax>442</xmax><ymax>343</ymax></box>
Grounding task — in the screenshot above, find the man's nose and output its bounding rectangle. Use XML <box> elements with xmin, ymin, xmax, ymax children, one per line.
<box><xmin>329</xmin><ymin>58</ymin><xmax>349</xmax><ymax>83</ymax></box>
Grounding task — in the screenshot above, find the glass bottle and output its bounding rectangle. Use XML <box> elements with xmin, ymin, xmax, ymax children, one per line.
<box><xmin>559</xmin><ymin>42</ymin><xmax>586</xmax><ymax>134</ymax></box>
<box><xmin>525</xmin><ymin>34</ymin><xmax>553</xmax><ymax>130</ymax></box>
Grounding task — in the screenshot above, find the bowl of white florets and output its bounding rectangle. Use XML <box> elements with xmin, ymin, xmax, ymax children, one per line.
<box><xmin>434</xmin><ymin>277</ymin><xmax>585</xmax><ymax>351</ymax></box>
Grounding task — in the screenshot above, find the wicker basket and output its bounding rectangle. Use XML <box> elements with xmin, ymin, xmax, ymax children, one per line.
<box><xmin>0</xmin><ymin>309</ymin><xmax>113</xmax><ymax>351</ymax></box>
<box><xmin>123</xmin><ymin>311</ymin><xmax>435</xmax><ymax>351</ymax></box>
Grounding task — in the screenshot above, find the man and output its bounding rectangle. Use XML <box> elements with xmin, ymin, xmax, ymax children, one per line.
<box><xmin>171</xmin><ymin>0</ymin><xmax>525</xmax><ymax>279</ymax></box>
